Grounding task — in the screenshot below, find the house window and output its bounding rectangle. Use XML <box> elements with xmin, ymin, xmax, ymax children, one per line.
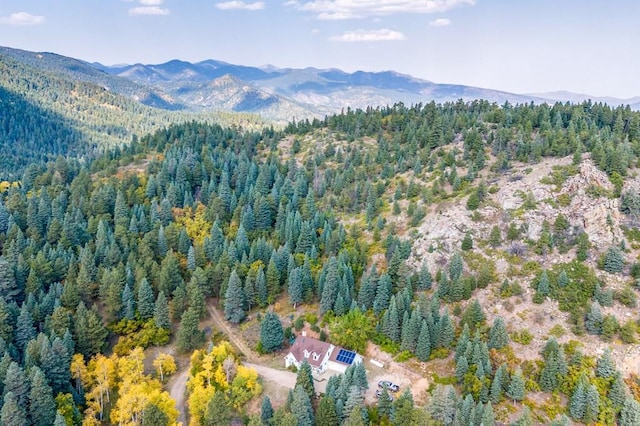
<box><xmin>304</xmin><ymin>350</ymin><xmax>309</xmax><ymax>358</ymax></box>
<box><xmin>313</xmin><ymin>353</ymin><xmax>319</xmax><ymax>361</ymax></box>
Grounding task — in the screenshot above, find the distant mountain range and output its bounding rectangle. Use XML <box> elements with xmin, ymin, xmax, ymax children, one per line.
<box><xmin>1</xmin><ymin>45</ymin><xmax>639</xmax><ymax>125</ymax></box>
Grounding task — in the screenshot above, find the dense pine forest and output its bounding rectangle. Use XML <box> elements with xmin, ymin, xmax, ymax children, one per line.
<box><xmin>1</xmin><ymin>100</ymin><xmax>640</xmax><ymax>425</ymax></box>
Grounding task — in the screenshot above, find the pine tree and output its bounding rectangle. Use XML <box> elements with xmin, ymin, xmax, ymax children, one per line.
<box><xmin>391</xmin><ymin>389</ymin><xmax>414</xmax><ymax>426</ymax></box>
<box><xmin>141</xmin><ymin>403</ymin><xmax>169</xmax><ymax>426</ymax></box>
<box><xmin>224</xmin><ymin>270</ymin><xmax>246</xmax><ymax>324</ymax></box>
<box><xmin>154</xmin><ymin>291</ymin><xmax>171</xmax><ymax>330</ymax></box>
<box><xmin>288</xmin><ymin>268</ymin><xmax>303</xmax><ymax>308</ymax></box>
<box><xmin>449</xmin><ymin>253</ymin><xmax>463</xmax><ymax>282</ymax></box>
<box><xmin>320</xmin><ymin>257</ymin><xmax>339</xmax><ymax>314</ymax></box>
<box><xmin>256</xmin><ymin>267</ymin><xmax>268</xmax><ymax>308</ymax></box>
<box><xmin>260</xmin><ymin>396</ymin><xmax>273</xmax><ymax>425</ymax></box>
<box><xmin>489</xmin><ymin>226</ymin><xmax>502</xmax><ymax>248</ymax></box>
<box><xmin>28</xmin><ymin>367</ymin><xmax>56</xmax><ymax>426</ymax></box>
<box><xmin>488</xmin><ymin>317</ymin><xmax>509</xmax><ymax>349</ymax></box>
<box><xmin>343</xmin><ymin>385</ymin><xmax>364</xmax><ymax>420</ymax></box>
<box><xmin>53</xmin><ymin>413</ymin><xmax>66</xmax><ymax>426</ymax></box>
<box><xmin>295</xmin><ymin>361</ymin><xmax>315</xmax><ymax>401</ymax></box>
<box><xmin>159</xmin><ymin>251</ymin><xmax>184</xmax><ymax>296</ymax></box>
<box><xmin>557</xmin><ymin>270</ymin><xmax>569</xmax><ymax>288</ymax></box>
<box><xmin>383</xmin><ymin>297</ymin><xmax>400</xmax><ymax>343</ymax></box>
<box><xmin>1</xmin><ymin>392</ymin><xmax>27</xmax><ymax>426</ymax></box>
<box><xmin>585</xmin><ymin>301</ymin><xmax>603</xmax><ymax>335</ymax></box>
<box><xmin>315</xmin><ymin>396</ymin><xmax>339</xmax><ymax>426</ymax></box>
<box><xmin>604</xmin><ymin>246</ymin><xmax>624</xmax><ymax>273</ymax></box>
<box><xmin>583</xmin><ymin>384</ymin><xmax>600</xmax><ymax>423</ymax></box>
<box><xmin>204</xmin><ymin>390</ymin><xmax>231</xmax><ymax>426</ymax></box>
<box><xmin>620</xmin><ymin>398</ymin><xmax>640</xmax><ymax>426</ymax></box>
<box><xmin>461</xmin><ymin>232</ymin><xmax>473</xmax><ymax>251</ymax></box>
<box><xmin>596</xmin><ymin>348</ymin><xmax>616</xmax><ymax>378</ymax></box>
<box><xmin>176</xmin><ymin>308</ymin><xmax>204</xmax><ymax>353</ymax></box>
<box><xmin>291</xmin><ymin>385</ymin><xmax>314</xmax><ymax>426</ymax></box>
<box><xmin>461</xmin><ymin>300</ymin><xmax>485</xmax><ymax>331</ymax></box>
<box><xmin>121</xmin><ymin>283</ymin><xmax>135</xmax><ymax>320</ymax></box>
<box><xmin>41</xmin><ymin>337</ymin><xmax>71</xmax><ymax>395</ymax></box>
<box><xmin>569</xmin><ymin>381</ymin><xmax>586</xmax><ymax>420</ymax></box>
<box><xmin>137</xmin><ymin>278</ymin><xmax>155</xmax><ymax>320</ymax></box>
<box><xmin>549</xmin><ymin>415</ymin><xmax>571</xmax><ymax>426</ymax></box>
<box><xmin>15</xmin><ymin>305</ymin><xmax>36</xmax><ymax>351</ymax></box>
<box><xmin>609</xmin><ymin>371</ymin><xmax>628</xmax><ymax>411</ymax></box>
<box><xmin>260</xmin><ymin>312</ymin><xmax>284</xmax><ymax>353</ymax></box>
<box><xmin>378</xmin><ymin>386</ymin><xmax>392</xmax><ymax>419</ymax></box>
<box><xmin>438</xmin><ymin>310</ymin><xmax>455</xmax><ymax>348</ymax></box>
<box><xmin>455</xmin><ymin>356</ymin><xmax>469</xmax><ymax>383</ymax></box>
<box><xmin>482</xmin><ymin>401</ymin><xmax>495</xmax><ymax>426</ymax></box>
<box><xmin>506</xmin><ymin>370</ymin><xmax>525</xmax><ymax>403</ymax></box>
<box><xmin>415</xmin><ymin>320</ymin><xmax>431</xmax><ymax>361</ymax></box>
<box><xmin>3</xmin><ymin>362</ymin><xmax>29</xmax><ymax>408</ymax></box>
<box><xmin>412</xmin><ymin>263</ymin><xmax>429</xmax><ymax>293</ymax></box>
<box><xmin>74</xmin><ymin>303</ymin><xmax>108</xmax><ymax>357</ymax></box>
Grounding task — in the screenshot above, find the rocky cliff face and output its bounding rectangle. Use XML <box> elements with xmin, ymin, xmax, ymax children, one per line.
<box><xmin>410</xmin><ymin>156</ymin><xmax>624</xmax><ymax>271</ymax></box>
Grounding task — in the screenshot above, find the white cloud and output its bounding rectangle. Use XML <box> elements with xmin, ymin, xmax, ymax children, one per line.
<box><xmin>329</xmin><ymin>28</ymin><xmax>406</xmax><ymax>42</ymax></box>
<box><xmin>128</xmin><ymin>6</ymin><xmax>170</xmax><ymax>15</ymax></box>
<box><xmin>288</xmin><ymin>0</ymin><xmax>475</xmax><ymax>19</ymax></box>
<box><xmin>139</xmin><ymin>0</ymin><xmax>165</xmax><ymax>4</ymax></box>
<box><xmin>215</xmin><ymin>1</ymin><xmax>266</xmax><ymax>10</ymax></box>
<box><xmin>0</xmin><ymin>12</ymin><xmax>45</xmax><ymax>26</ymax></box>
<box><xmin>429</xmin><ymin>18</ymin><xmax>451</xmax><ymax>26</ymax></box>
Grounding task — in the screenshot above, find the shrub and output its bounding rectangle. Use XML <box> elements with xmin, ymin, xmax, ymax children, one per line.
<box><xmin>511</xmin><ymin>330</ymin><xmax>533</xmax><ymax>345</ymax></box>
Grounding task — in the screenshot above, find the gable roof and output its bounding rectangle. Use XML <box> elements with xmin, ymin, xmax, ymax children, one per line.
<box><xmin>288</xmin><ymin>336</ymin><xmax>332</xmax><ymax>369</ymax></box>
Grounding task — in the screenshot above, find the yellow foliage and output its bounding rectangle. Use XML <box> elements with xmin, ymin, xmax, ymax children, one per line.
<box><xmin>187</xmin><ymin>384</ymin><xmax>215</xmax><ymax>426</ymax></box>
<box><xmin>187</xmin><ymin>341</ymin><xmax>261</xmax><ymax>424</ymax></box>
<box><xmin>174</xmin><ymin>203</ymin><xmax>212</xmax><ymax>245</ymax></box>
<box><xmin>81</xmin><ymin>348</ymin><xmax>179</xmax><ymax>426</ymax></box>
<box><xmin>153</xmin><ymin>353</ymin><xmax>177</xmax><ymax>382</ymax></box>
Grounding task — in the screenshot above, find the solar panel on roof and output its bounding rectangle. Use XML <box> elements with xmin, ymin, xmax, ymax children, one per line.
<box><xmin>336</xmin><ymin>348</ymin><xmax>356</xmax><ymax>365</ymax></box>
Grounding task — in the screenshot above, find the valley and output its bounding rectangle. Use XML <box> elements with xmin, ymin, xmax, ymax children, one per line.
<box><xmin>2</xmin><ymin>45</ymin><xmax>640</xmax><ymax>426</ymax></box>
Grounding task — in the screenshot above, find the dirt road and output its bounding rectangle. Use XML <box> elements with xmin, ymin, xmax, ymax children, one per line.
<box><xmin>168</xmin><ymin>367</ymin><xmax>189</xmax><ymax>425</ymax></box>
<box><xmin>206</xmin><ymin>302</ymin><xmax>258</xmax><ymax>362</ymax></box>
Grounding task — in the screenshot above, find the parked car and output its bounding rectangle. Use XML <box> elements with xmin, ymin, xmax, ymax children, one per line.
<box><xmin>377</xmin><ymin>380</ymin><xmax>399</xmax><ymax>392</ymax></box>
<box><xmin>375</xmin><ymin>389</ymin><xmax>394</xmax><ymax>401</ymax></box>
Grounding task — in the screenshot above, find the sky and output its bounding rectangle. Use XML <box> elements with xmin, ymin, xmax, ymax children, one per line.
<box><xmin>0</xmin><ymin>0</ymin><xmax>639</xmax><ymax>99</ymax></box>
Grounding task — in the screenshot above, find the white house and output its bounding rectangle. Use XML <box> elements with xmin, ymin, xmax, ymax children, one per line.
<box><xmin>285</xmin><ymin>335</ymin><xmax>362</xmax><ymax>375</ymax></box>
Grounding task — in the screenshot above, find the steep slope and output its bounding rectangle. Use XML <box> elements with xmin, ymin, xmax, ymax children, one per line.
<box><xmin>0</xmin><ymin>46</ymin><xmax>182</xmax><ymax>110</ymax></box>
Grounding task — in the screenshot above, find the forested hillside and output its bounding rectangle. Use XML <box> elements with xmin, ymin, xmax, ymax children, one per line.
<box><xmin>1</xmin><ymin>100</ymin><xmax>640</xmax><ymax>425</ymax></box>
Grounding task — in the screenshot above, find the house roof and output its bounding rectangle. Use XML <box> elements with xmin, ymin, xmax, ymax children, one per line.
<box><xmin>288</xmin><ymin>336</ymin><xmax>332</xmax><ymax>369</ymax></box>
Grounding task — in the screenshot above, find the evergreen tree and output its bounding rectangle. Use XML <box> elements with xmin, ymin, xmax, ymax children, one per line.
<box><xmin>378</xmin><ymin>386</ymin><xmax>392</xmax><ymax>420</ymax></box>
<box><xmin>159</xmin><ymin>251</ymin><xmax>183</xmax><ymax>296</ymax></box>
<box><xmin>176</xmin><ymin>308</ymin><xmax>204</xmax><ymax>353</ymax></box>
<box><xmin>391</xmin><ymin>389</ymin><xmax>414</xmax><ymax>426</ymax></box>
<box><xmin>295</xmin><ymin>360</ymin><xmax>315</xmax><ymax>401</ymax></box>
<box><xmin>585</xmin><ymin>301</ymin><xmax>604</xmax><ymax>335</ymax></box>
<box><xmin>224</xmin><ymin>270</ymin><xmax>246</xmax><ymax>324</ymax></box>
<box><xmin>260</xmin><ymin>312</ymin><xmax>284</xmax><ymax>353</ymax></box>
<box><xmin>609</xmin><ymin>371</ymin><xmax>628</xmax><ymax>411</ymax></box>
<box><xmin>569</xmin><ymin>381</ymin><xmax>586</xmax><ymax>420</ymax></box>
<box><xmin>489</xmin><ymin>225</ymin><xmax>502</xmax><ymax>248</ymax></box>
<box><xmin>455</xmin><ymin>356</ymin><xmax>469</xmax><ymax>383</ymax></box>
<box><xmin>204</xmin><ymin>390</ymin><xmax>231</xmax><ymax>426</ymax></box>
<box><xmin>291</xmin><ymin>385</ymin><xmax>314</xmax><ymax>426</ymax></box>
<box><xmin>383</xmin><ymin>297</ymin><xmax>400</xmax><ymax>343</ymax></box>
<box><xmin>583</xmin><ymin>384</ymin><xmax>600</xmax><ymax>424</ymax></box>
<box><xmin>438</xmin><ymin>310</ymin><xmax>455</xmax><ymax>348</ymax></box>
<box><xmin>28</xmin><ymin>367</ymin><xmax>56</xmax><ymax>426</ymax></box>
<box><xmin>121</xmin><ymin>283</ymin><xmax>135</xmax><ymax>320</ymax></box>
<box><xmin>74</xmin><ymin>303</ymin><xmax>108</xmax><ymax>357</ymax></box>
<box><xmin>288</xmin><ymin>268</ymin><xmax>303</xmax><ymax>308</ymax></box>
<box><xmin>461</xmin><ymin>300</ymin><xmax>485</xmax><ymax>331</ymax></box>
<box><xmin>557</xmin><ymin>270</ymin><xmax>569</xmax><ymax>288</ymax></box>
<box><xmin>416</xmin><ymin>262</ymin><xmax>432</xmax><ymax>291</ymax></box>
<box><xmin>3</xmin><ymin>362</ymin><xmax>29</xmax><ymax>408</ymax></box>
<box><xmin>142</xmin><ymin>404</ymin><xmax>169</xmax><ymax>426</ymax></box>
<box><xmin>342</xmin><ymin>406</ymin><xmax>365</xmax><ymax>426</ymax></box>
<box><xmin>343</xmin><ymin>385</ymin><xmax>364</xmax><ymax>420</ymax></box>
<box><xmin>154</xmin><ymin>291</ymin><xmax>171</xmax><ymax>330</ymax></box>
<box><xmin>320</xmin><ymin>257</ymin><xmax>339</xmax><ymax>314</ymax></box>
<box><xmin>488</xmin><ymin>317</ymin><xmax>509</xmax><ymax>349</ymax></box>
<box><xmin>549</xmin><ymin>415</ymin><xmax>571</xmax><ymax>426</ymax></box>
<box><xmin>506</xmin><ymin>370</ymin><xmax>525</xmax><ymax>403</ymax></box>
<box><xmin>596</xmin><ymin>348</ymin><xmax>615</xmax><ymax>378</ymax></box>
<box><xmin>604</xmin><ymin>246</ymin><xmax>624</xmax><ymax>273</ymax></box>
<box><xmin>0</xmin><ymin>392</ymin><xmax>27</xmax><ymax>426</ymax></box>
<box><xmin>138</xmin><ymin>278</ymin><xmax>155</xmax><ymax>320</ymax></box>
<box><xmin>461</xmin><ymin>232</ymin><xmax>473</xmax><ymax>251</ymax></box>
<box><xmin>260</xmin><ymin>396</ymin><xmax>273</xmax><ymax>425</ymax></box>
<box><xmin>15</xmin><ymin>305</ymin><xmax>36</xmax><ymax>351</ymax></box>
<box><xmin>449</xmin><ymin>252</ymin><xmax>463</xmax><ymax>282</ymax></box>
<box><xmin>53</xmin><ymin>413</ymin><xmax>67</xmax><ymax>426</ymax></box>
<box><xmin>415</xmin><ymin>320</ymin><xmax>431</xmax><ymax>361</ymax></box>
<box><xmin>620</xmin><ymin>398</ymin><xmax>640</xmax><ymax>426</ymax></box>
<box><xmin>315</xmin><ymin>396</ymin><xmax>339</xmax><ymax>426</ymax></box>
<box><xmin>482</xmin><ymin>401</ymin><xmax>495</xmax><ymax>426</ymax></box>
<box><xmin>0</xmin><ymin>257</ymin><xmax>18</xmax><ymax>302</ymax></box>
